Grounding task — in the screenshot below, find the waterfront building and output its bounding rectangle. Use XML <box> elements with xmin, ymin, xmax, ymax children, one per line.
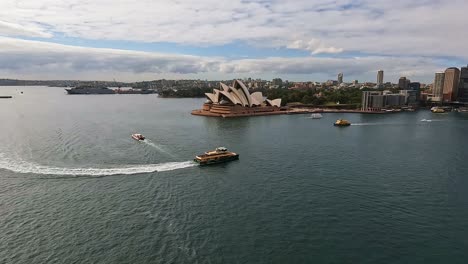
<box><xmin>192</xmin><ymin>80</ymin><xmax>283</xmax><ymax>117</ymax></box>
<box><xmin>386</xmin><ymin>94</ymin><xmax>407</xmax><ymax>106</ymax></box>
<box><xmin>432</xmin><ymin>72</ymin><xmax>445</xmax><ymax>102</ymax></box>
<box><xmin>409</xmin><ymin>82</ymin><xmax>421</xmax><ymax>102</ymax></box>
<box><xmin>443</xmin><ymin>67</ymin><xmax>461</xmax><ymax>102</ymax></box>
<box><xmin>398</xmin><ymin>77</ymin><xmax>408</xmax><ymax>90</ymax></box>
<box><xmin>377</xmin><ymin>70</ymin><xmax>384</xmax><ymax>87</ymax></box>
<box><xmin>271</xmin><ymin>78</ymin><xmax>283</xmax><ymax>88</ymax></box>
<box><xmin>352</xmin><ymin>80</ymin><xmax>359</xmax><ymax>88</ymax></box>
<box><xmin>362</xmin><ymin>91</ymin><xmax>406</xmax><ymax>111</ymax></box>
<box><xmin>338</xmin><ymin>73</ymin><xmax>343</xmax><ymax>84</ymax></box>
<box><xmin>400</xmin><ymin>90</ymin><xmax>418</xmax><ymax>105</ymax></box>
<box><xmin>458</xmin><ymin>65</ymin><xmax>468</xmax><ymax>102</ymax></box>
<box><xmin>362</xmin><ymin>91</ymin><xmax>384</xmax><ymax>111</ymax></box>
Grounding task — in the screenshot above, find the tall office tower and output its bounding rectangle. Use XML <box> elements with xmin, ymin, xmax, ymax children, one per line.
<box><xmin>432</xmin><ymin>72</ymin><xmax>445</xmax><ymax>102</ymax></box>
<box><xmin>377</xmin><ymin>70</ymin><xmax>384</xmax><ymax>86</ymax></box>
<box><xmin>338</xmin><ymin>73</ymin><xmax>343</xmax><ymax>84</ymax></box>
<box><xmin>458</xmin><ymin>65</ymin><xmax>468</xmax><ymax>102</ymax></box>
<box><xmin>442</xmin><ymin>67</ymin><xmax>461</xmax><ymax>102</ymax></box>
<box><xmin>398</xmin><ymin>77</ymin><xmax>407</xmax><ymax>90</ymax></box>
<box><xmin>409</xmin><ymin>82</ymin><xmax>421</xmax><ymax>103</ymax></box>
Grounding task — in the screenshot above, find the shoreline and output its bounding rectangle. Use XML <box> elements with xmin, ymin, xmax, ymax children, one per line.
<box><xmin>191</xmin><ymin>108</ymin><xmax>404</xmax><ymax>118</ymax></box>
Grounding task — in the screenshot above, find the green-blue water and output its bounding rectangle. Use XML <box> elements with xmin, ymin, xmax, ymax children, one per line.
<box><xmin>1</xmin><ymin>86</ymin><xmax>468</xmax><ymax>263</ymax></box>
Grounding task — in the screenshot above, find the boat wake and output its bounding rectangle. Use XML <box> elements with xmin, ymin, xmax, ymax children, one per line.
<box><xmin>142</xmin><ymin>139</ymin><xmax>177</xmax><ymax>158</ymax></box>
<box><xmin>351</xmin><ymin>123</ymin><xmax>382</xmax><ymax>126</ymax></box>
<box><xmin>420</xmin><ymin>119</ymin><xmax>444</xmax><ymax>122</ymax></box>
<box><xmin>0</xmin><ymin>153</ymin><xmax>196</xmax><ymax>176</ymax></box>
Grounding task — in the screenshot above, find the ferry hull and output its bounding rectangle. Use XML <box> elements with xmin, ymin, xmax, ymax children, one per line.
<box><xmin>194</xmin><ymin>154</ymin><xmax>239</xmax><ymax>166</ymax></box>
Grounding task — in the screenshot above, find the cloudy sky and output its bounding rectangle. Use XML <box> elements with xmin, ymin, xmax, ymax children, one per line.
<box><xmin>0</xmin><ymin>0</ymin><xmax>466</xmax><ymax>82</ymax></box>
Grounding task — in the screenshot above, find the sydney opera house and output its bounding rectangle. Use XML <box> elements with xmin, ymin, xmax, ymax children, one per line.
<box><xmin>191</xmin><ymin>80</ymin><xmax>285</xmax><ymax>117</ymax></box>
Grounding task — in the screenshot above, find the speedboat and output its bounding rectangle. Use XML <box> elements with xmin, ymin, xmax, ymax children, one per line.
<box><xmin>334</xmin><ymin>119</ymin><xmax>351</xmax><ymax>126</ymax></box>
<box><xmin>131</xmin><ymin>133</ymin><xmax>145</xmax><ymax>141</ymax></box>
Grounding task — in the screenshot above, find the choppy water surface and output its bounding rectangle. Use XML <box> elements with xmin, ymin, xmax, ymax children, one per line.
<box><xmin>1</xmin><ymin>86</ymin><xmax>468</xmax><ymax>263</ymax></box>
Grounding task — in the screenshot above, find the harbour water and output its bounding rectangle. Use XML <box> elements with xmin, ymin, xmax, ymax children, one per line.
<box><xmin>1</xmin><ymin>86</ymin><xmax>468</xmax><ymax>263</ymax></box>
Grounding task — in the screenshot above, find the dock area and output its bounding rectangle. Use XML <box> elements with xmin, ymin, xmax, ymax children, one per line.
<box><xmin>191</xmin><ymin>107</ymin><xmax>402</xmax><ymax>118</ymax></box>
<box><xmin>287</xmin><ymin>108</ymin><xmax>401</xmax><ymax>114</ymax></box>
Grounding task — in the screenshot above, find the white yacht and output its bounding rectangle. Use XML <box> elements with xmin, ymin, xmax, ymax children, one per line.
<box><xmin>310</xmin><ymin>113</ymin><xmax>323</xmax><ymax>119</ymax></box>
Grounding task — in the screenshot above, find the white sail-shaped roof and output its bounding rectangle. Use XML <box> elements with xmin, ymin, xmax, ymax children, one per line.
<box><xmin>250</xmin><ymin>92</ymin><xmax>263</xmax><ymax>106</ymax></box>
<box><xmin>205</xmin><ymin>80</ymin><xmax>281</xmax><ymax>108</ymax></box>
<box><xmin>205</xmin><ymin>93</ymin><xmax>217</xmax><ymax>103</ymax></box>
<box><xmin>228</xmin><ymin>91</ymin><xmax>243</xmax><ymax>105</ymax></box>
<box><xmin>220</xmin><ymin>83</ymin><xmax>230</xmax><ymax>92</ymax></box>
<box><xmin>266</xmin><ymin>99</ymin><xmax>282</xmax><ymax>107</ymax></box>
<box><xmin>229</xmin><ymin>86</ymin><xmax>248</xmax><ymax>106</ymax></box>
<box><xmin>234</xmin><ymin>80</ymin><xmax>252</xmax><ymax>107</ymax></box>
<box><xmin>219</xmin><ymin>90</ymin><xmax>242</xmax><ymax>105</ymax></box>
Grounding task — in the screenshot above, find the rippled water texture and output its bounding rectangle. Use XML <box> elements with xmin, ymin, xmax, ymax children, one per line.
<box><xmin>1</xmin><ymin>86</ymin><xmax>468</xmax><ymax>263</ymax></box>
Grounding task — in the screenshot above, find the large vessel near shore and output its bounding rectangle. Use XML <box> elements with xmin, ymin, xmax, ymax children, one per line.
<box><xmin>334</xmin><ymin>119</ymin><xmax>351</xmax><ymax>126</ymax></box>
<box><xmin>65</xmin><ymin>85</ymin><xmax>115</xmax><ymax>95</ymax></box>
<box><xmin>194</xmin><ymin>147</ymin><xmax>239</xmax><ymax>166</ymax></box>
<box><xmin>115</xmin><ymin>88</ymin><xmax>157</xmax><ymax>94</ymax></box>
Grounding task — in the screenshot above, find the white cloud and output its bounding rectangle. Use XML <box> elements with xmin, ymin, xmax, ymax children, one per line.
<box><xmin>287</xmin><ymin>39</ymin><xmax>343</xmax><ymax>54</ymax></box>
<box><xmin>0</xmin><ymin>0</ymin><xmax>467</xmax><ymax>58</ymax></box>
<box><xmin>0</xmin><ymin>20</ymin><xmax>52</xmax><ymax>38</ymax></box>
<box><xmin>0</xmin><ymin>37</ymin><xmax>443</xmax><ymax>82</ymax></box>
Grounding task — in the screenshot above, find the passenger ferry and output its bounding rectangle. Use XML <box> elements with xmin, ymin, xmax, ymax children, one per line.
<box><xmin>431</xmin><ymin>107</ymin><xmax>445</xmax><ymax>113</ymax></box>
<box><xmin>194</xmin><ymin>147</ymin><xmax>239</xmax><ymax>166</ymax></box>
<box><xmin>334</xmin><ymin>119</ymin><xmax>351</xmax><ymax>126</ymax></box>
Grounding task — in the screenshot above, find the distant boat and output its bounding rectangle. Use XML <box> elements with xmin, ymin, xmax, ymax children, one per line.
<box><xmin>131</xmin><ymin>134</ymin><xmax>145</xmax><ymax>141</ymax></box>
<box><xmin>431</xmin><ymin>107</ymin><xmax>445</xmax><ymax>113</ymax></box>
<box><xmin>334</xmin><ymin>119</ymin><xmax>351</xmax><ymax>126</ymax></box>
<box><xmin>65</xmin><ymin>85</ymin><xmax>115</xmax><ymax>95</ymax></box>
<box><xmin>310</xmin><ymin>113</ymin><xmax>323</xmax><ymax>119</ymax></box>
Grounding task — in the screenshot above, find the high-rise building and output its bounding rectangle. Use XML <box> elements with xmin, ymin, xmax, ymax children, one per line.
<box><xmin>458</xmin><ymin>65</ymin><xmax>468</xmax><ymax>102</ymax></box>
<box><xmin>409</xmin><ymin>82</ymin><xmax>421</xmax><ymax>102</ymax></box>
<box><xmin>432</xmin><ymin>72</ymin><xmax>445</xmax><ymax>102</ymax></box>
<box><xmin>271</xmin><ymin>78</ymin><xmax>283</xmax><ymax>88</ymax></box>
<box><xmin>398</xmin><ymin>77</ymin><xmax>408</xmax><ymax>90</ymax></box>
<box><xmin>377</xmin><ymin>70</ymin><xmax>384</xmax><ymax>86</ymax></box>
<box><xmin>443</xmin><ymin>67</ymin><xmax>461</xmax><ymax>102</ymax></box>
<box><xmin>338</xmin><ymin>73</ymin><xmax>343</xmax><ymax>84</ymax></box>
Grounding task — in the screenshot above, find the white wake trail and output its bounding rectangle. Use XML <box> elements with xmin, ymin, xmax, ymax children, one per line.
<box><xmin>142</xmin><ymin>139</ymin><xmax>177</xmax><ymax>158</ymax></box>
<box><xmin>0</xmin><ymin>153</ymin><xmax>196</xmax><ymax>176</ymax></box>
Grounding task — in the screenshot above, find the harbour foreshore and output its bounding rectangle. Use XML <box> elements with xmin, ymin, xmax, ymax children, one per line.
<box><xmin>191</xmin><ymin>107</ymin><xmax>402</xmax><ymax>118</ymax></box>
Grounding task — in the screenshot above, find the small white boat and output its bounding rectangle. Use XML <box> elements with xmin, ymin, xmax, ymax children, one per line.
<box><xmin>131</xmin><ymin>133</ymin><xmax>145</xmax><ymax>141</ymax></box>
<box><xmin>310</xmin><ymin>113</ymin><xmax>323</xmax><ymax>119</ymax></box>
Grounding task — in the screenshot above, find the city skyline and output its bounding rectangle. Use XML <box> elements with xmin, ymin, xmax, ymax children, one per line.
<box><xmin>1</xmin><ymin>0</ymin><xmax>468</xmax><ymax>82</ymax></box>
